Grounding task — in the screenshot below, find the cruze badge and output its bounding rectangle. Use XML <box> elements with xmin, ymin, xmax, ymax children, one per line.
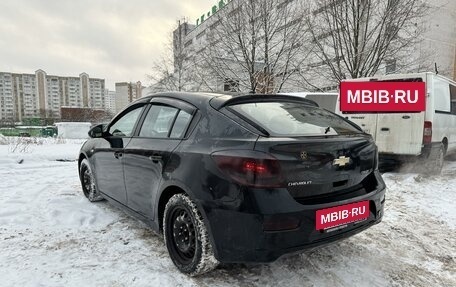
<box><xmin>300</xmin><ymin>151</ymin><xmax>308</xmax><ymax>160</ymax></box>
<box><xmin>333</xmin><ymin>156</ymin><xmax>350</xmax><ymax>167</ymax></box>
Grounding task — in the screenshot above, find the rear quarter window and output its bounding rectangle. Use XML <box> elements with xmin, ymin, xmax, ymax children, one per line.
<box><xmin>227</xmin><ymin>102</ymin><xmax>361</xmax><ymax>136</ymax></box>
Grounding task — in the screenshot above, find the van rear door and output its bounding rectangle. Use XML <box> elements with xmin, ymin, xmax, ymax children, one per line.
<box><xmin>344</xmin><ymin>112</ymin><xmax>424</xmax><ymax>155</ymax></box>
<box><xmin>374</xmin><ymin>112</ymin><xmax>424</xmax><ymax>155</ymax></box>
<box><xmin>335</xmin><ymin>89</ymin><xmax>378</xmax><ymax>139</ymax></box>
<box><xmin>344</xmin><ymin>114</ymin><xmax>378</xmax><ymax>140</ymax></box>
<box><xmin>372</xmin><ymin>77</ymin><xmax>425</xmax><ymax>155</ymax></box>
<box><xmin>340</xmin><ymin>76</ymin><xmax>426</xmax><ymax>155</ymax></box>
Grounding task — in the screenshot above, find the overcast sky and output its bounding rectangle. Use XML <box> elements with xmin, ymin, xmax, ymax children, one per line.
<box><xmin>0</xmin><ymin>0</ymin><xmax>215</xmax><ymax>90</ymax></box>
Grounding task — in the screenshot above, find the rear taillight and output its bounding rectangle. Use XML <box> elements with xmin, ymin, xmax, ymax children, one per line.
<box><xmin>212</xmin><ymin>151</ymin><xmax>284</xmax><ymax>188</ymax></box>
<box><xmin>423</xmin><ymin>121</ymin><xmax>432</xmax><ymax>144</ymax></box>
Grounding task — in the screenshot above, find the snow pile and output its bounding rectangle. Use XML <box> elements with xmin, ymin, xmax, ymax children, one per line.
<box><xmin>383</xmin><ymin>171</ymin><xmax>456</xmax><ymax>229</ymax></box>
<box><xmin>0</xmin><ymin>140</ymin><xmax>454</xmax><ymax>286</ymax></box>
<box><xmin>55</xmin><ymin>122</ymin><xmax>91</xmax><ymax>139</ymax></box>
<box><xmin>0</xmin><ymin>133</ymin><xmax>8</xmax><ymax>144</ymax></box>
<box><xmin>0</xmin><ymin>137</ymin><xmax>85</xmax><ymax>164</ymax></box>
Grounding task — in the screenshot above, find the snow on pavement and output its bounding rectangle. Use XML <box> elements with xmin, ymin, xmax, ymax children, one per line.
<box><xmin>0</xmin><ymin>138</ymin><xmax>455</xmax><ymax>287</ymax></box>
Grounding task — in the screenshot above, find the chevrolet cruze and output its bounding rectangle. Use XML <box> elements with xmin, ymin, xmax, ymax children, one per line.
<box><xmin>78</xmin><ymin>92</ymin><xmax>386</xmax><ymax>276</ymax></box>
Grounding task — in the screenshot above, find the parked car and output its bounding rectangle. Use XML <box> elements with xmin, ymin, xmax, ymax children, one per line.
<box><xmin>78</xmin><ymin>92</ymin><xmax>386</xmax><ymax>276</ymax></box>
<box><xmin>338</xmin><ymin>72</ymin><xmax>456</xmax><ymax>173</ymax></box>
<box><xmin>40</xmin><ymin>126</ymin><xmax>57</xmax><ymax>137</ymax></box>
<box><xmin>18</xmin><ymin>132</ymin><xmax>31</xmax><ymax>137</ymax></box>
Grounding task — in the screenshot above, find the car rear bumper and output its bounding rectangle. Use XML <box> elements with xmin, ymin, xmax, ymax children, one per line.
<box><xmin>201</xmin><ymin>176</ymin><xmax>386</xmax><ymax>263</ymax></box>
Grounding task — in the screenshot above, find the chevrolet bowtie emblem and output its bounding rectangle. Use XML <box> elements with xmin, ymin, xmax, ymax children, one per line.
<box><xmin>333</xmin><ymin>156</ymin><xmax>350</xmax><ymax>167</ymax></box>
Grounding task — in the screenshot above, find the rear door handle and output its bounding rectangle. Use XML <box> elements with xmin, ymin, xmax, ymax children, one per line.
<box><xmin>149</xmin><ymin>155</ymin><xmax>162</xmax><ymax>163</ymax></box>
<box><xmin>114</xmin><ymin>151</ymin><xmax>123</xmax><ymax>159</ymax></box>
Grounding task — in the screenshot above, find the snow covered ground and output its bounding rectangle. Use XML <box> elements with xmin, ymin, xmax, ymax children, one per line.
<box><xmin>0</xmin><ymin>138</ymin><xmax>455</xmax><ymax>287</ymax></box>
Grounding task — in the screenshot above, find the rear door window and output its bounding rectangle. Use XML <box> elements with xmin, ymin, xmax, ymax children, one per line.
<box><xmin>139</xmin><ymin>104</ymin><xmax>194</xmax><ymax>139</ymax></box>
<box><xmin>228</xmin><ymin>102</ymin><xmax>361</xmax><ymax>136</ymax></box>
<box><xmin>140</xmin><ymin>105</ymin><xmax>179</xmax><ymax>138</ymax></box>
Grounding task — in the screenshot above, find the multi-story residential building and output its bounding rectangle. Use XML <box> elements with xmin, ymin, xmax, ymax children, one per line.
<box><xmin>104</xmin><ymin>89</ymin><xmax>117</xmax><ymax>116</ymax></box>
<box><xmin>0</xmin><ymin>73</ymin><xmax>15</xmax><ymax>122</ymax></box>
<box><xmin>89</xmin><ymin>77</ymin><xmax>104</xmax><ymax>109</ymax></box>
<box><xmin>45</xmin><ymin>74</ymin><xmax>62</xmax><ymax>118</ymax></box>
<box><xmin>115</xmin><ymin>81</ymin><xmax>142</xmax><ymax>113</ymax></box>
<box><xmin>20</xmin><ymin>74</ymin><xmax>38</xmax><ymax>120</ymax></box>
<box><xmin>170</xmin><ymin>0</ymin><xmax>456</xmax><ymax>93</ymax></box>
<box><xmin>0</xmin><ymin>69</ymin><xmax>105</xmax><ymax>122</ymax></box>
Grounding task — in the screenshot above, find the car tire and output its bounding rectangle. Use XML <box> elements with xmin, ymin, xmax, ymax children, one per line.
<box><xmin>163</xmin><ymin>194</ymin><xmax>219</xmax><ymax>276</ymax></box>
<box><xmin>79</xmin><ymin>158</ymin><xmax>104</xmax><ymax>202</ymax></box>
<box><xmin>423</xmin><ymin>143</ymin><xmax>444</xmax><ymax>175</ymax></box>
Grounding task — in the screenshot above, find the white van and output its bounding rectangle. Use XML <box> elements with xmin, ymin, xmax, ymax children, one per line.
<box><xmin>337</xmin><ymin>72</ymin><xmax>456</xmax><ymax>173</ymax></box>
<box><xmin>280</xmin><ymin>92</ymin><xmax>339</xmax><ymax>113</ymax></box>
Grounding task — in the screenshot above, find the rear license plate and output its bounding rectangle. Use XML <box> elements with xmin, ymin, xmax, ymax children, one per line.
<box><xmin>316</xmin><ymin>201</ymin><xmax>369</xmax><ymax>230</ymax></box>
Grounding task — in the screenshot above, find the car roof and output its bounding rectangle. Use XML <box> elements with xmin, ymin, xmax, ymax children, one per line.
<box><xmin>140</xmin><ymin>91</ymin><xmax>318</xmax><ymax>110</ymax></box>
<box><xmin>139</xmin><ymin>92</ymin><xmax>224</xmax><ymax>109</ymax></box>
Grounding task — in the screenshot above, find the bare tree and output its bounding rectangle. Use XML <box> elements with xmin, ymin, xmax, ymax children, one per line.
<box><xmin>197</xmin><ymin>0</ymin><xmax>311</xmax><ymax>94</ymax></box>
<box><xmin>303</xmin><ymin>0</ymin><xmax>429</xmax><ymax>86</ymax></box>
<box><xmin>148</xmin><ymin>21</ymin><xmax>202</xmax><ymax>92</ymax></box>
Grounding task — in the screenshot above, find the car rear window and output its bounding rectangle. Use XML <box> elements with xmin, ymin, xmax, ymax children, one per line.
<box><xmin>228</xmin><ymin>102</ymin><xmax>361</xmax><ymax>136</ymax></box>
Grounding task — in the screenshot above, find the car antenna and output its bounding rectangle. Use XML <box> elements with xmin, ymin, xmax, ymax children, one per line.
<box><xmin>325</xmin><ymin>127</ymin><xmax>331</xmax><ymax>134</ymax></box>
<box><xmin>435</xmin><ymin>62</ymin><xmax>439</xmax><ymax>75</ymax></box>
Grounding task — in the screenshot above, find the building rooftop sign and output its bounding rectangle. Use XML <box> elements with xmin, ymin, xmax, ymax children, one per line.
<box><xmin>196</xmin><ymin>0</ymin><xmax>231</xmax><ymax>26</ymax></box>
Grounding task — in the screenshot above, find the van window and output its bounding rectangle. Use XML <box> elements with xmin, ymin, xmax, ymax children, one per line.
<box><xmin>434</xmin><ymin>78</ymin><xmax>450</xmax><ymax>112</ymax></box>
<box><xmin>450</xmin><ymin>83</ymin><xmax>456</xmax><ymax>114</ymax></box>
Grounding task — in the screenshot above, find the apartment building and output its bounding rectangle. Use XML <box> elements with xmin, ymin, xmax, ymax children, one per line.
<box><xmin>0</xmin><ymin>73</ymin><xmax>15</xmax><ymax>122</ymax></box>
<box><xmin>0</xmin><ymin>69</ymin><xmax>105</xmax><ymax>122</ymax></box>
<box><xmin>115</xmin><ymin>81</ymin><xmax>143</xmax><ymax>113</ymax></box>
<box><xmin>104</xmin><ymin>89</ymin><xmax>117</xmax><ymax>116</ymax></box>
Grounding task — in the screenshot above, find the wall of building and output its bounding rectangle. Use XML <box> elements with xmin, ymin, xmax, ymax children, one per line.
<box><xmin>174</xmin><ymin>0</ymin><xmax>456</xmax><ymax>93</ymax></box>
<box><xmin>0</xmin><ymin>73</ymin><xmax>15</xmax><ymax>122</ymax></box>
<box><xmin>115</xmin><ymin>81</ymin><xmax>142</xmax><ymax>113</ymax></box>
<box><xmin>104</xmin><ymin>89</ymin><xmax>116</xmax><ymax>116</ymax></box>
<box><xmin>419</xmin><ymin>0</ymin><xmax>456</xmax><ymax>79</ymax></box>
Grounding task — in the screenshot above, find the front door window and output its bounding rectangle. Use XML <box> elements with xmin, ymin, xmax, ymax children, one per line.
<box><xmin>109</xmin><ymin>106</ymin><xmax>144</xmax><ymax>137</ymax></box>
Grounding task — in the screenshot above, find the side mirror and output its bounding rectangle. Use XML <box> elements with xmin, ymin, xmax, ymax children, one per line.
<box><xmin>88</xmin><ymin>124</ymin><xmax>105</xmax><ymax>138</ymax></box>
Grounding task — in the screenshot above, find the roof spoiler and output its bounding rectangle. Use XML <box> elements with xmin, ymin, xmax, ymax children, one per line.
<box><xmin>211</xmin><ymin>94</ymin><xmax>319</xmax><ymax>110</ymax></box>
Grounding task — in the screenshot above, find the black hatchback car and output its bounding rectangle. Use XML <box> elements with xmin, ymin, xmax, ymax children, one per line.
<box><xmin>78</xmin><ymin>92</ymin><xmax>386</xmax><ymax>276</ymax></box>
